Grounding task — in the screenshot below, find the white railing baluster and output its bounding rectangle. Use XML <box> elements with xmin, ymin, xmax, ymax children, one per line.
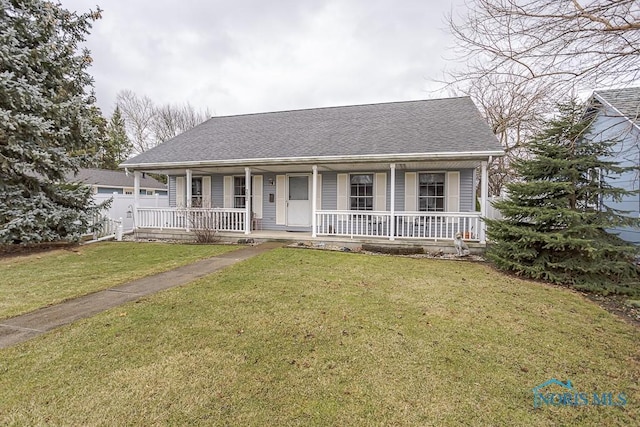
<box><xmin>135</xmin><ymin>207</ymin><xmax>247</xmax><ymax>233</ymax></box>
<box><xmin>314</xmin><ymin>210</ymin><xmax>482</xmax><ymax>241</ymax></box>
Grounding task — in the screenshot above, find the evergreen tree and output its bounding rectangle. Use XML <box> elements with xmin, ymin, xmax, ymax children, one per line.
<box><xmin>487</xmin><ymin>101</ymin><xmax>640</xmax><ymax>295</ymax></box>
<box><xmin>0</xmin><ymin>1</ymin><xmax>104</xmax><ymax>244</ymax></box>
<box><xmin>99</xmin><ymin>106</ymin><xmax>131</xmax><ymax>169</ymax></box>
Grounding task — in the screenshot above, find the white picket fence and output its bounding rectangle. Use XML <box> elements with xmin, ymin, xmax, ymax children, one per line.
<box><xmin>486</xmin><ymin>196</ymin><xmax>504</xmax><ymax>220</ymax></box>
<box><xmin>90</xmin><ymin>215</ymin><xmax>121</xmax><ymax>239</ymax></box>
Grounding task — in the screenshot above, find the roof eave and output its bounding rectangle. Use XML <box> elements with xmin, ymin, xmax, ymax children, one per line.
<box><xmin>592</xmin><ymin>92</ymin><xmax>640</xmax><ymax>132</ymax></box>
<box><xmin>120</xmin><ymin>151</ymin><xmax>505</xmax><ymax>170</ymax></box>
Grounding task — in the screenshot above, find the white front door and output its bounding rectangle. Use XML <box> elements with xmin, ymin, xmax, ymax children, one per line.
<box><xmin>287</xmin><ymin>175</ymin><xmax>311</xmax><ymax>227</ymax></box>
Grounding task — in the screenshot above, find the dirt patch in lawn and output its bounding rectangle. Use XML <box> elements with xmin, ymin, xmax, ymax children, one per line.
<box><xmin>583</xmin><ymin>293</ymin><xmax>640</xmax><ymax>327</ymax></box>
<box><xmin>0</xmin><ymin>242</ymin><xmax>79</xmax><ymax>259</ymax></box>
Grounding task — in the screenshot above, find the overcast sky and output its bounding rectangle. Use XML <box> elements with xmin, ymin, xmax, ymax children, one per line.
<box><xmin>59</xmin><ymin>0</ymin><xmax>464</xmax><ymax>117</ymax></box>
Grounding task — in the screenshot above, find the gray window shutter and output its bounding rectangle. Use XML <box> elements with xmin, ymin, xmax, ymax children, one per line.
<box><xmin>404</xmin><ymin>172</ymin><xmax>417</xmax><ymax>211</ymax></box>
<box><xmin>176</xmin><ymin>176</ymin><xmax>186</xmax><ymax>208</ymax></box>
<box><xmin>276</xmin><ymin>175</ymin><xmax>286</xmax><ymax>225</ymax></box>
<box><xmin>223</xmin><ymin>176</ymin><xmax>233</xmax><ymax>208</ymax></box>
<box><xmin>374</xmin><ymin>172</ymin><xmax>387</xmax><ymax>211</ymax></box>
<box><xmin>315</xmin><ymin>173</ymin><xmax>322</xmax><ymax>210</ymax></box>
<box><xmin>202</xmin><ymin>176</ymin><xmax>211</xmax><ymax>208</ymax></box>
<box><xmin>252</xmin><ymin>175</ymin><xmax>263</xmax><ymax>219</ymax></box>
<box><xmin>446</xmin><ymin>171</ymin><xmax>460</xmax><ymax>212</ymax></box>
<box><xmin>337</xmin><ymin>173</ymin><xmax>348</xmax><ymax>210</ymax></box>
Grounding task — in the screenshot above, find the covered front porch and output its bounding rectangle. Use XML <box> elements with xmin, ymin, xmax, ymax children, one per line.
<box><xmin>130</xmin><ymin>158</ymin><xmax>491</xmax><ymax>244</ymax></box>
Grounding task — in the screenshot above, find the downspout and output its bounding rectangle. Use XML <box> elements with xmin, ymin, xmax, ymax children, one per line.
<box><xmin>312</xmin><ymin>165</ymin><xmax>318</xmax><ymax>237</ymax></box>
<box><xmin>389</xmin><ymin>163</ymin><xmax>396</xmax><ymax>241</ymax></box>
<box><xmin>245</xmin><ymin>167</ymin><xmax>251</xmax><ymax>235</ymax></box>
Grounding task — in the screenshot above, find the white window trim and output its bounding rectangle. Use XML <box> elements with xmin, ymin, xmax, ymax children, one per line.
<box><xmin>417</xmin><ymin>171</ymin><xmax>447</xmax><ymax>212</ymax></box>
<box><xmin>232</xmin><ymin>175</ymin><xmax>247</xmax><ymax>209</ymax></box>
<box><xmin>349</xmin><ymin>172</ymin><xmax>375</xmax><ymax>211</ymax></box>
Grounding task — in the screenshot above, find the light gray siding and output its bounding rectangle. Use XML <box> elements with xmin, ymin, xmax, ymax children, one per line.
<box><xmin>211</xmin><ymin>175</ymin><xmax>223</xmax><ymax>207</ymax></box>
<box><xmin>168</xmin><ymin>176</ymin><xmax>177</xmax><ymax>207</ymax></box>
<box><xmin>395</xmin><ymin>171</ymin><xmax>406</xmax><ymax>211</ymax></box>
<box><xmin>261</xmin><ymin>173</ymin><xmax>285</xmax><ymax>231</ymax></box>
<box><xmin>460</xmin><ymin>168</ymin><xmax>474</xmax><ymax>212</ymax></box>
<box><xmin>589</xmin><ymin>106</ymin><xmax>640</xmax><ymax>244</ymax></box>
<box><xmin>321</xmin><ymin>172</ymin><xmax>337</xmax><ymax>210</ymax></box>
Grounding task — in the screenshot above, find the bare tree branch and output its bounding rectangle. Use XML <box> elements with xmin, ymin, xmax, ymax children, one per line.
<box><xmin>115</xmin><ymin>90</ymin><xmax>155</xmax><ymax>154</ymax></box>
<box><xmin>115</xmin><ymin>90</ymin><xmax>211</xmax><ymax>154</ymax></box>
<box><xmin>443</xmin><ymin>0</ymin><xmax>640</xmax><ymax>194</ymax></box>
<box><xmin>447</xmin><ymin>0</ymin><xmax>640</xmax><ymax>90</ymax></box>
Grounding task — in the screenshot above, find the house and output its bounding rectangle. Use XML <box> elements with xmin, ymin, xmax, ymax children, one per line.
<box><xmin>586</xmin><ymin>88</ymin><xmax>640</xmax><ymax>244</ymax></box>
<box><xmin>121</xmin><ymin>97</ymin><xmax>503</xmax><ymax>243</ymax></box>
<box><xmin>66</xmin><ymin>168</ymin><xmax>168</xmax><ymax>196</ymax></box>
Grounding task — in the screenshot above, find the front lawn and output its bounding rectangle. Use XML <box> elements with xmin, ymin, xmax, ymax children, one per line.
<box><xmin>0</xmin><ymin>248</ymin><xmax>638</xmax><ymax>425</ymax></box>
<box><xmin>0</xmin><ymin>242</ymin><xmax>238</xmax><ymax>319</ymax></box>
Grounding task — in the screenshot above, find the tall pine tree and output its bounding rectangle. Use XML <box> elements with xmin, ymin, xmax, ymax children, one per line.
<box><xmin>487</xmin><ymin>101</ymin><xmax>640</xmax><ymax>295</ymax></box>
<box><xmin>0</xmin><ymin>1</ymin><xmax>104</xmax><ymax>244</ymax></box>
<box><xmin>101</xmin><ymin>106</ymin><xmax>132</xmax><ymax>169</ymax></box>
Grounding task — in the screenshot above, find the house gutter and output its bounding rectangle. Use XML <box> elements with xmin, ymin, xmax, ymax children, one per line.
<box><xmin>120</xmin><ymin>150</ymin><xmax>505</xmax><ymax>170</ymax></box>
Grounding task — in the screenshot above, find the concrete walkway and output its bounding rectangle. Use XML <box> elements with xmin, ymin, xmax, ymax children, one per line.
<box><xmin>0</xmin><ymin>242</ymin><xmax>283</xmax><ymax>349</ymax></box>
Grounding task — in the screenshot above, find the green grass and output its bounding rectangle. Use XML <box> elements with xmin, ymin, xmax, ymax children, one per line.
<box><xmin>1</xmin><ymin>248</ymin><xmax>638</xmax><ymax>425</ymax></box>
<box><xmin>0</xmin><ymin>242</ymin><xmax>238</xmax><ymax>319</ymax></box>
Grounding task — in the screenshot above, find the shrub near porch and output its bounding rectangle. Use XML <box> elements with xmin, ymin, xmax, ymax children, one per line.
<box><xmin>0</xmin><ymin>248</ymin><xmax>638</xmax><ymax>425</ymax></box>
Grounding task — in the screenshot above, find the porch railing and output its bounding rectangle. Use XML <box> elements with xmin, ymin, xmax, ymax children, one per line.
<box><xmin>135</xmin><ymin>207</ymin><xmax>481</xmax><ymax>241</ymax></box>
<box><xmin>316</xmin><ymin>210</ymin><xmax>481</xmax><ymax>241</ymax></box>
<box><xmin>136</xmin><ymin>207</ymin><xmax>246</xmax><ymax>232</ymax></box>
<box><xmin>87</xmin><ymin>214</ymin><xmax>122</xmax><ymax>239</ymax></box>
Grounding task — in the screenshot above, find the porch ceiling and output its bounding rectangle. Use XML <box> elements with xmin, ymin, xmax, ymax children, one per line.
<box><xmin>130</xmin><ymin>159</ymin><xmax>484</xmax><ymax>176</ymax></box>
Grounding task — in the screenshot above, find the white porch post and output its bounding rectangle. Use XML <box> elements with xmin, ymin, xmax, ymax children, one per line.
<box><xmin>133</xmin><ymin>171</ymin><xmax>140</xmax><ymax>229</ymax></box>
<box><xmin>245</xmin><ymin>167</ymin><xmax>251</xmax><ymax>235</ymax></box>
<box><xmin>185</xmin><ymin>169</ymin><xmax>192</xmax><ymax>232</ymax></box>
<box><xmin>389</xmin><ymin>163</ymin><xmax>396</xmax><ymax>241</ymax></box>
<box><xmin>312</xmin><ymin>165</ymin><xmax>318</xmax><ymax>237</ymax></box>
<box><xmin>480</xmin><ymin>160</ymin><xmax>488</xmax><ymax>244</ymax></box>
<box><xmin>186</xmin><ymin>169</ymin><xmax>192</xmax><ymax>208</ymax></box>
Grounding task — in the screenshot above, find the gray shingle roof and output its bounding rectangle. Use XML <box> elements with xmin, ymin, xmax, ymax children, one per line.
<box><xmin>594</xmin><ymin>87</ymin><xmax>640</xmax><ymax>126</ymax></box>
<box><xmin>122</xmin><ymin>97</ymin><xmax>502</xmax><ymax>167</ymax></box>
<box><xmin>66</xmin><ymin>168</ymin><xmax>166</xmax><ymax>189</ymax></box>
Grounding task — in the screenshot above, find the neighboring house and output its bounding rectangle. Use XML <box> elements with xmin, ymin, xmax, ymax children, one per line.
<box><xmin>586</xmin><ymin>88</ymin><xmax>640</xmax><ymax>244</ymax></box>
<box><xmin>66</xmin><ymin>168</ymin><xmax>168</xmax><ymax>195</ymax></box>
<box><xmin>67</xmin><ymin>168</ymin><xmax>169</xmax><ymax>231</ymax></box>
<box><xmin>121</xmin><ymin>98</ymin><xmax>503</xmax><ymax>243</ymax></box>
